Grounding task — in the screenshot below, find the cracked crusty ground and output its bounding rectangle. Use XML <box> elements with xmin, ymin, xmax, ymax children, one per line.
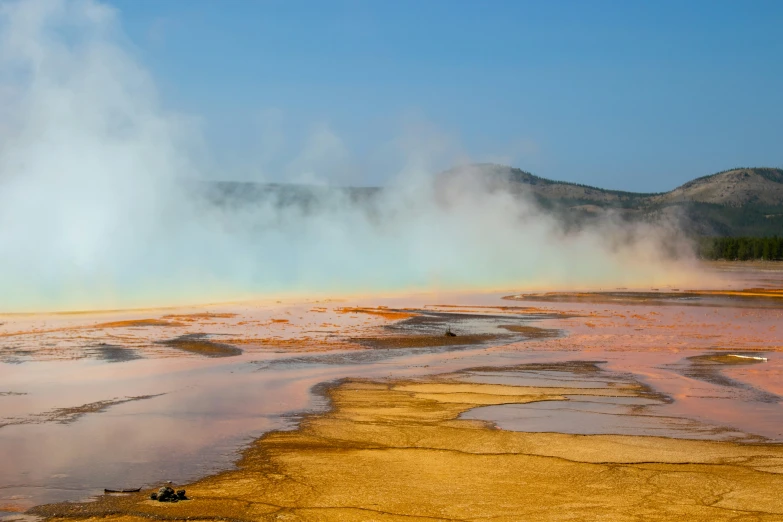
<box><xmin>33</xmin><ymin>374</ymin><xmax>783</xmax><ymax>521</ymax></box>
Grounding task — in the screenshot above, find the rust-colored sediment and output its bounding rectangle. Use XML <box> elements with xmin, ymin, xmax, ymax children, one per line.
<box><xmin>161</xmin><ymin>313</ymin><xmax>238</xmax><ymax>321</ymax></box>
<box><xmin>95</xmin><ymin>319</ymin><xmax>185</xmax><ymax>328</ymax></box>
<box><xmin>350</xmin><ymin>333</ymin><xmax>500</xmax><ymax>349</ymax></box>
<box><xmin>336</xmin><ymin>306</ymin><xmax>416</xmax><ymax>321</ymax></box>
<box><xmin>511</xmin><ymin>287</ymin><xmax>783</xmax><ymax>306</ymax></box>
<box><xmin>498</xmin><ymin>324</ymin><xmax>560</xmax><ymax>338</ymax></box>
<box><xmin>158</xmin><ymin>336</ymin><xmax>242</xmax><ymax>358</ymax></box>
<box><xmin>0</xmin><ymin>318</ymin><xmax>182</xmax><ymax>340</ymax></box>
<box><xmin>221</xmin><ymin>337</ymin><xmax>362</xmax><ymax>352</ymax></box>
<box><xmin>32</xmin><ymin>371</ymin><xmax>783</xmax><ymax>521</ymax></box>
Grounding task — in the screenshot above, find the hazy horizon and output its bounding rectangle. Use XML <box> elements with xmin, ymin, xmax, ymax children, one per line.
<box><xmin>0</xmin><ymin>0</ymin><xmax>751</xmax><ymax>312</ymax></box>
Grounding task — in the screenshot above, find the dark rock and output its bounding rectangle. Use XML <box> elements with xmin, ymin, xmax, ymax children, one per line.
<box><xmin>170</xmin><ymin>497</ymin><xmax>178</xmax><ymax>503</ymax></box>
<box><xmin>176</xmin><ymin>489</ymin><xmax>187</xmax><ymax>500</ymax></box>
<box><xmin>157</xmin><ymin>486</ymin><xmax>175</xmax><ymax>502</ymax></box>
<box><xmin>150</xmin><ymin>492</ymin><xmax>158</xmax><ymax>500</ymax></box>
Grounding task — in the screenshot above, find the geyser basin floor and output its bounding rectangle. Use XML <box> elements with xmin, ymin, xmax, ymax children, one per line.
<box><xmin>31</xmin><ymin>371</ymin><xmax>783</xmax><ymax>521</ymax></box>
<box><xmin>0</xmin><ymin>298</ymin><xmax>553</xmax><ymax>510</ymax></box>
<box><xmin>1</xmin><ymin>262</ymin><xmax>783</xmax><ymax>519</ymax></box>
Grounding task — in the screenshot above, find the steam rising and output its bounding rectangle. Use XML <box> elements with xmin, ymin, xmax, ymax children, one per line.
<box><xmin>0</xmin><ymin>0</ymin><xmax>704</xmax><ymax>313</ymax></box>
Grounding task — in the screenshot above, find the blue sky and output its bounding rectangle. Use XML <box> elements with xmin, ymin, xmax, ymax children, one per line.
<box><xmin>111</xmin><ymin>0</ymin><xmax>782</xmax><ymax>192</ymax></box>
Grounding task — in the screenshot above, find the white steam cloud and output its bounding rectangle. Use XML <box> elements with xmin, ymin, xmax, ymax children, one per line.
<box><xmin>0</xmin><ymin>0</ymin><xmax>704</xmax><ymax>313</ymax></box>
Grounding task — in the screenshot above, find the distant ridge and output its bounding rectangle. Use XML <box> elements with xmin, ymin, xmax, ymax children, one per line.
<box><xmin>655</xmin><ymin>167</ymin><xmax>783</xmax><ymax>206</ymax></box>
<box><xmin>203</xmin><ymin>165</ymin><xmax>783</xmax><ymax>237</ymax></box>
<box><xmin>441</xmin><ymin>164</ymin><xmax>783</xmax><ymax>236</ymax></box>
<box><xmin>445</xmin><ymin>163</ymin><xmax>662</xmax><ymax>197</ymax></box>
<box><xmin>443</xmin><ymin>164</ymin><xmax>783</xmax><ymax>204</ymax></box>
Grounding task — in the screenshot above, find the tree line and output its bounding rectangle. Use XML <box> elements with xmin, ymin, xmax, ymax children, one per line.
<box><xmin>698</xmin><ymin>236</ymin><xmax>783</xmax><ymax>260</ymax></box>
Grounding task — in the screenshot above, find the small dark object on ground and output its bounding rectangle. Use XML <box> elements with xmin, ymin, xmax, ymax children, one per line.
<box><xmin>157</xmin><ymin>486</ymin><xmax>175</xmax><ymax>502</ymax></box>
<box><xmin>104</xmin><ymin>488</ymin><xmax>141</xmax><ymax>493</ymax></box>
<box><xmin>444</xmin><ymin>328</ymin><xmax>457</xmax><ymax>337</ymax></box>
<box><xmin>154</xmin><ymin>486</ymin><xmax>187</xmax><ymax>502</ymax></box>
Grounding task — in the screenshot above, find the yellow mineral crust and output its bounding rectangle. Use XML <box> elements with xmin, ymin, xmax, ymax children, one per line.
<box><xmin>36</xmin><ymin>378</ymin><xmax>783</xmax><ymax>521</ymax></box>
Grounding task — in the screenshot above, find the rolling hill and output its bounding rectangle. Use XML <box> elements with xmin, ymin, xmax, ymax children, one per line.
<box><xmin>202</xmin><ymin>165</ymin><xmax>783</xmax><ymax>238</ymax></box>
<box><xmin>439</xmin><ymin>165</ymin><xmax>783</xmax><ymax>236</ymax></box>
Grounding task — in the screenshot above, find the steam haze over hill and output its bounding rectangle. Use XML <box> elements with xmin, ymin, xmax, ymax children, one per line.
<box><xmin>207</xmin><ymin>164</ymin><xmax>783</xmax><ymax>240</ymax></box>
<box><xmin>1</xmin><ymin>0</ymin><xmax>777</xmax><ymax>312</ymax></box>
<box><xmin>433</xmin><ymin>165</ymin><xmax>783</xmax><ymax>237</ymax></box>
